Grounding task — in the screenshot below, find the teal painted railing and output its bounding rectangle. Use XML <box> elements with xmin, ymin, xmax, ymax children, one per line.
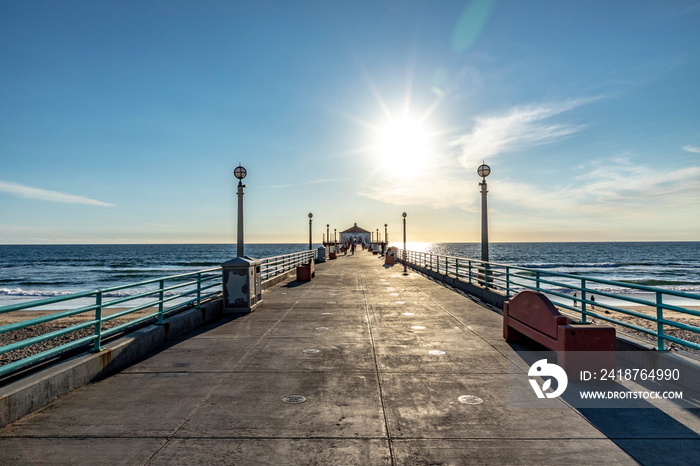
<box><xmin>260</xmin><ymin>249</ymin><xmax>317</xmax><ymax>281</ymax></box>
<box><xmin>0</xmin><ymin>249</ymin><xmax>318</xmax><ymax>377</ymax></box>
<box><xmin>0</xmin><ymin>268</ymin><xmax>222</xmax><ymax>376</ymax></box>
<box><xmin>398</xmin><ymin>249</ymin><xmax>700</xmax><ymax>352</ymax></box>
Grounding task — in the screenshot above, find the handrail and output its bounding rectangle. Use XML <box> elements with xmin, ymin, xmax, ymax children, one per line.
<box><xmin>398</xmin><ymin>249</ymin><xmax>700</xmax><ymax>352</ymax></box>
<box><xmin>0</xmin><ymin>249</ymin><xmax>319</xmax><ymax>377</ymax></box>
<box><xmin>260</xmin><ymin>249</ymin><xmax>317</xmax><ymax>281</ymax></box>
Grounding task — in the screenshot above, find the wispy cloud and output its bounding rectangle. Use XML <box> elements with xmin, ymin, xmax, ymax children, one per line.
<box><xmin>0</xmin><ymin>181</ymin><xmax>113</xmax><ymax>207</ymax></box>
<box><xmin>451</xmin><ymin>99</ymin><xmax>592</xmax><ymax>168</ymax></box>
<box><xmin>497</xmin><ymin>158</ymin><xmax>700</xmax><ymax>215</ymax></box>
<box><xmin>362</xmin><ymin>99</ymin><xmax>594</xmax><ymax>209</ymax></box>
<box><xmin>683</xmin><ymin>145</ymin><xmax>700</xmax><ymax>154</ymax></box>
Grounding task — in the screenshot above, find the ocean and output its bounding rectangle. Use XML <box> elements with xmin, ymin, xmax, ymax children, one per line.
<box><xmin>1</xmin><ymin>242</ymin><xmax>699</xmax><ymax>308</ymax></box>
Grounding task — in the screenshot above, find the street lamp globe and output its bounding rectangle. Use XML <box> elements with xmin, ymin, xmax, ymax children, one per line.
<box><xmin>234</xmin><ymin>165</ymin><xmax>247</xmax><ymax>180</ymax></box>
<box><xmin>477</xmin><ymin>163</ymin><xmax>490</xmax><ymax>179</ymax></box>
<box><xmin>308</xmin><ymin>213</ymin><xmax>313</xmax><ymax>219</ymax></box>
<box><xmin>402</xmin><ymin>212</ymin><xmax>407</xmax><ymax>218</ymax></box>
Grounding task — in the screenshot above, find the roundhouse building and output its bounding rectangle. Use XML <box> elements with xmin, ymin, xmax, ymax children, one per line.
<box><xmin>339</xmin><ymin>223</ymin><xmax>371</xmax><ymax>246</ymax></box>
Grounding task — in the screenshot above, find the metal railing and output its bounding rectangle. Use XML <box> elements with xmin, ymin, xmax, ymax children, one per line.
<box><xmin>0</xmin><ymin>268</ymin><xmax>222</xmax><ymax>376</ymax></box>
<box><xmin>0</xmin><ymin>248</ymin><xmax>320</xmax><ymax>377</ymax></box>
<box><xmin>398</xmin><ymin>249</ymin><xmax>700</xmax><ymax>352</ymax></box>
<box><xmin>260</xmin><ymin>249</ymin><xmax>317</xmax><ymax>281</ymax></box>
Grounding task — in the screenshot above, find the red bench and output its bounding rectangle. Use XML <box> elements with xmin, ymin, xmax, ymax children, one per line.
<box><xmin>504</xmin><ymin>291</ymin><xmax>616</xmax><ymax>379</ymax></box>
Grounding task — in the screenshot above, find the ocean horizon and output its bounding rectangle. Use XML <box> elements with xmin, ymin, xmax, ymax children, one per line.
<box><xmin>1</xmin><ymin>242</ymin><xmax>698</xmax><ymax>308</ymax></box>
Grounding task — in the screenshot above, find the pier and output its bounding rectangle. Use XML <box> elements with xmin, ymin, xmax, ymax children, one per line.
<box><xmin>1</xmin><ymin>251</ymin><xmax>699</xmax><ymax>464</ymax></box>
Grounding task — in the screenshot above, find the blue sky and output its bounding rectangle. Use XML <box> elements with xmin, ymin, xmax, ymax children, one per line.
<box><xmin>1</xmin><ymin>0</ymin><xmax>699</xmax><ymax>244</ymax></box>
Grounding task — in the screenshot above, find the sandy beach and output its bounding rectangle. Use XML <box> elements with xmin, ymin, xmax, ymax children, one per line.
<box><xmin>0</xmin><ymin>307</ymin><xmax>158</xmax><ymax>366</ymax></box>
<box><xmin>560</xmin><ymin>304</ymin><xmax>700</xmax><ymax>353</ymax></box>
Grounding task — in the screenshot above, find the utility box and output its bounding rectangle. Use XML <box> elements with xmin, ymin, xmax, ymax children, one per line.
<box><xmin>221</xmin><ymin>256</ymin><xmax>262</xmax><ymax>313</ymax></box>
<box><xmin>316</xmin><ymin>246</ymin><xmax>327</xmax><ymax>263</ymax></box>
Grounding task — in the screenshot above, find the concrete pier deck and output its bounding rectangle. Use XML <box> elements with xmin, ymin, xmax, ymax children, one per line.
<box><xmin>1</xmin><ymin>251</ymin><xmax>698</xmax><ymax>464</ymax></box>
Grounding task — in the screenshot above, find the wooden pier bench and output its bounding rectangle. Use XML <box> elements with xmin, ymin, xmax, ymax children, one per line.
<box><xmin>504</xmin><ymin>291</ymin><xmax>616</xmax><ymax>379</ymax></box>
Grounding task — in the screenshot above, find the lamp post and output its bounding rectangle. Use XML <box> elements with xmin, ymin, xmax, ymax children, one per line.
<box><xmin>384</xmin><ymin>223</ymin><xmax>388</xmax><ymax>245</ymax></box>
<box><xmin>234</xmin><ymin>165</ymin><xmax>247</xmax><ymax>257</ymax></box>
<box><xmin>326</xmin><ymin>224</ymin><xmax>330</xmax><ymax>248</ymax></box>
<box><xmin>334</xmin><ymin>229</ymin><xmax>337</xmax><ymax>250</ymax></box>
<box><xmin>478</xmin><ymin>162</ymin><xmax>491</xmax><ymax>263</ymax></box>
<box><xmin>222</xmin><ymin>164</ymin><xmax>262</xmax><ymax>314</ymax></box>
<box><xmin>402</xmin><ymin>212</ymin><xmax>407</xmax><ymax>274</ymax></box>
<box><xmin>308</xmin><ymin>213</ymin><xmax>313</xmax><ymax>250</ymax></box>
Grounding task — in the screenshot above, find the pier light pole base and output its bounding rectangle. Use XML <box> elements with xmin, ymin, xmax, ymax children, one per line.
<box><xmin>222</xmin><ymin>256</ymin><xmax>263</xmax><ymax>313</ymax></box>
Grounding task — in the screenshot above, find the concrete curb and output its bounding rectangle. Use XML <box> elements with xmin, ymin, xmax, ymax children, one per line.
<box><xmin>399</xmin><ymin>260</ymin><xmax>508</xmax><ymax>308</ymax></box>
<box><xmin>0</xmin><ymin>298</ymin><xmax>223</xmax><ymax>427</ymax></box>
<box><xmin>261</xmin><ymin>269</ymin><xmax>297</xmax><ymax>291</ymax></box>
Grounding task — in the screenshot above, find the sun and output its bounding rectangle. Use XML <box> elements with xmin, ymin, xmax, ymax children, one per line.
<box><xmin>375</xmin><ymin>118</ymin><xmax>431</xmax><ymax>175</ymax></box>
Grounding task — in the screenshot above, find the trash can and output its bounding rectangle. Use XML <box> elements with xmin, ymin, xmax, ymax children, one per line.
<box><xmin>385</xmin><ymin>247</ymin><xmax>397</xmax><ymax>265</ymax></box>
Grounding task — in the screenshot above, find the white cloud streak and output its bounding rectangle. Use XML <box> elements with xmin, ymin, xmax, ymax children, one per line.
<box><xmin>496</xmin><ymin>158</ymin><xmax>700</xmax><ymax>215</ymax></box>
<box><xmin>451</xmin><ymin>99</ymin><xmax>591</xmax><ymax>168</ymax></box>
<box><xmin>683</xmin><ymin>145</ymin><xmax>700</xmax><ymax>154</ymax></box>
<box><xmin>0</xmin><ymin>181</ymin><xmax>113</xmax><ymax>207</ymax></box>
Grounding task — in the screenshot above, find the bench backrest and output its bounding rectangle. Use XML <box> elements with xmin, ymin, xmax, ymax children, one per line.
<box><xmin>506</xmin><ymin>291</ymin><xmax>568</xmax><ymax>339</ymax></box>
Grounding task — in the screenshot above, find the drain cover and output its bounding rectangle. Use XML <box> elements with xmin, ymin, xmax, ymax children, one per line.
<box><xmin>411</xmin><ymin>326</ymin><xmax>425</xmax><ymax>330</ymax></box>
<box><xmin>402</xmin><ymin>312</ymin><xmax>414</xmax><ymax>315</ymax></box>
<box><xmin>282</xmin><ymin>395</ymin><xmax>307</xmax><ymax>404</ymax></box>
<box><xmin>303</xmin><ymin>349</ymin><xmax>320</xmax><ymax>354</ymax></box>
<box><xmin>315</xmin><ymin>327</ymin><xmax>329</xmax><ymax>330</ymax></box>
<box><xmin>427</xmin><ymin>350</ymin><xmax>446</xmax><ymax>355</ymax></box>
<box><xmin>458</xmin><ymin>395</ymin><xmax>483</xmax><ymax>405</ymax></box>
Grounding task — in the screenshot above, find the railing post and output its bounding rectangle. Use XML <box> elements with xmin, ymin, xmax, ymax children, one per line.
<box><xmin>91</xmin><ymin>291</ymin><xmax>103</xmax><ymax>352</ymax></box>
<box><xmin>455</xmin><ymin>258</ymin><xmax>460</xmax><ymax>279</ymax></box>
<box><xmin>536</xmin><ymin>271</ymin><xmax>541</xmax><ymax>291</ymax></box>
<box><xmin>484</xmin><ymin>263</ymin><xmax>490</xmax><ymax>290</ymax></box>
<box><xmin>581</xmin><ymin>279</ymin><xmax>587</xmax><ymax>323</ymax></box>
<box><xmin>468</xmin><ymin>260</ymin><xmax>472</xmax><ymax>284</ymax></box>
<box><xmin>157</xmin><ymin>279</ymin><xmax>165</xmax><ymax>325</ymax></box>
<box><xmin>506</xmin><ymin>266</ymin><xmax>511</xmax><ymax>298</ymax></box>
<box><xmin>657</xmin><ymin>291</ymin><xmax>666</xmax><ymax>351</ymax></box>
<box><xmin>196</xmin><ymin>272</ymin><xmax>202</xmax><ymax>308</ymax></box>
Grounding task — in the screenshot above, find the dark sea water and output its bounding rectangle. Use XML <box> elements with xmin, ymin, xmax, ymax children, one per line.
<box><xmin>0</xmin><ymin>243</ymin><xmax>314</xmax><ymax>307</ymax></box>
<box><xmin>420</xmin><ymin>242</ymin><xmax>700</xmax><ymax>292</ymax></box>
<box><xmin>1</xmin><ymin>242</ymin><xmax>699</xmax><ymax>307</ymax></box>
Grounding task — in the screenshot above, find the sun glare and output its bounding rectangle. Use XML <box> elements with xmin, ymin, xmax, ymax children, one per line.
<box><xmin>376</xmin><ymin>119</ymin><xmax>431</xmax><ymax>175</ymax></box>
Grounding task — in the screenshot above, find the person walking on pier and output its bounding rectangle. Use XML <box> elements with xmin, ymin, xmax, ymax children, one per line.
<box><xmin>351</xmin><ymin>241</ymin><xmax>356</xmax><ymax>255</ymax></box>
